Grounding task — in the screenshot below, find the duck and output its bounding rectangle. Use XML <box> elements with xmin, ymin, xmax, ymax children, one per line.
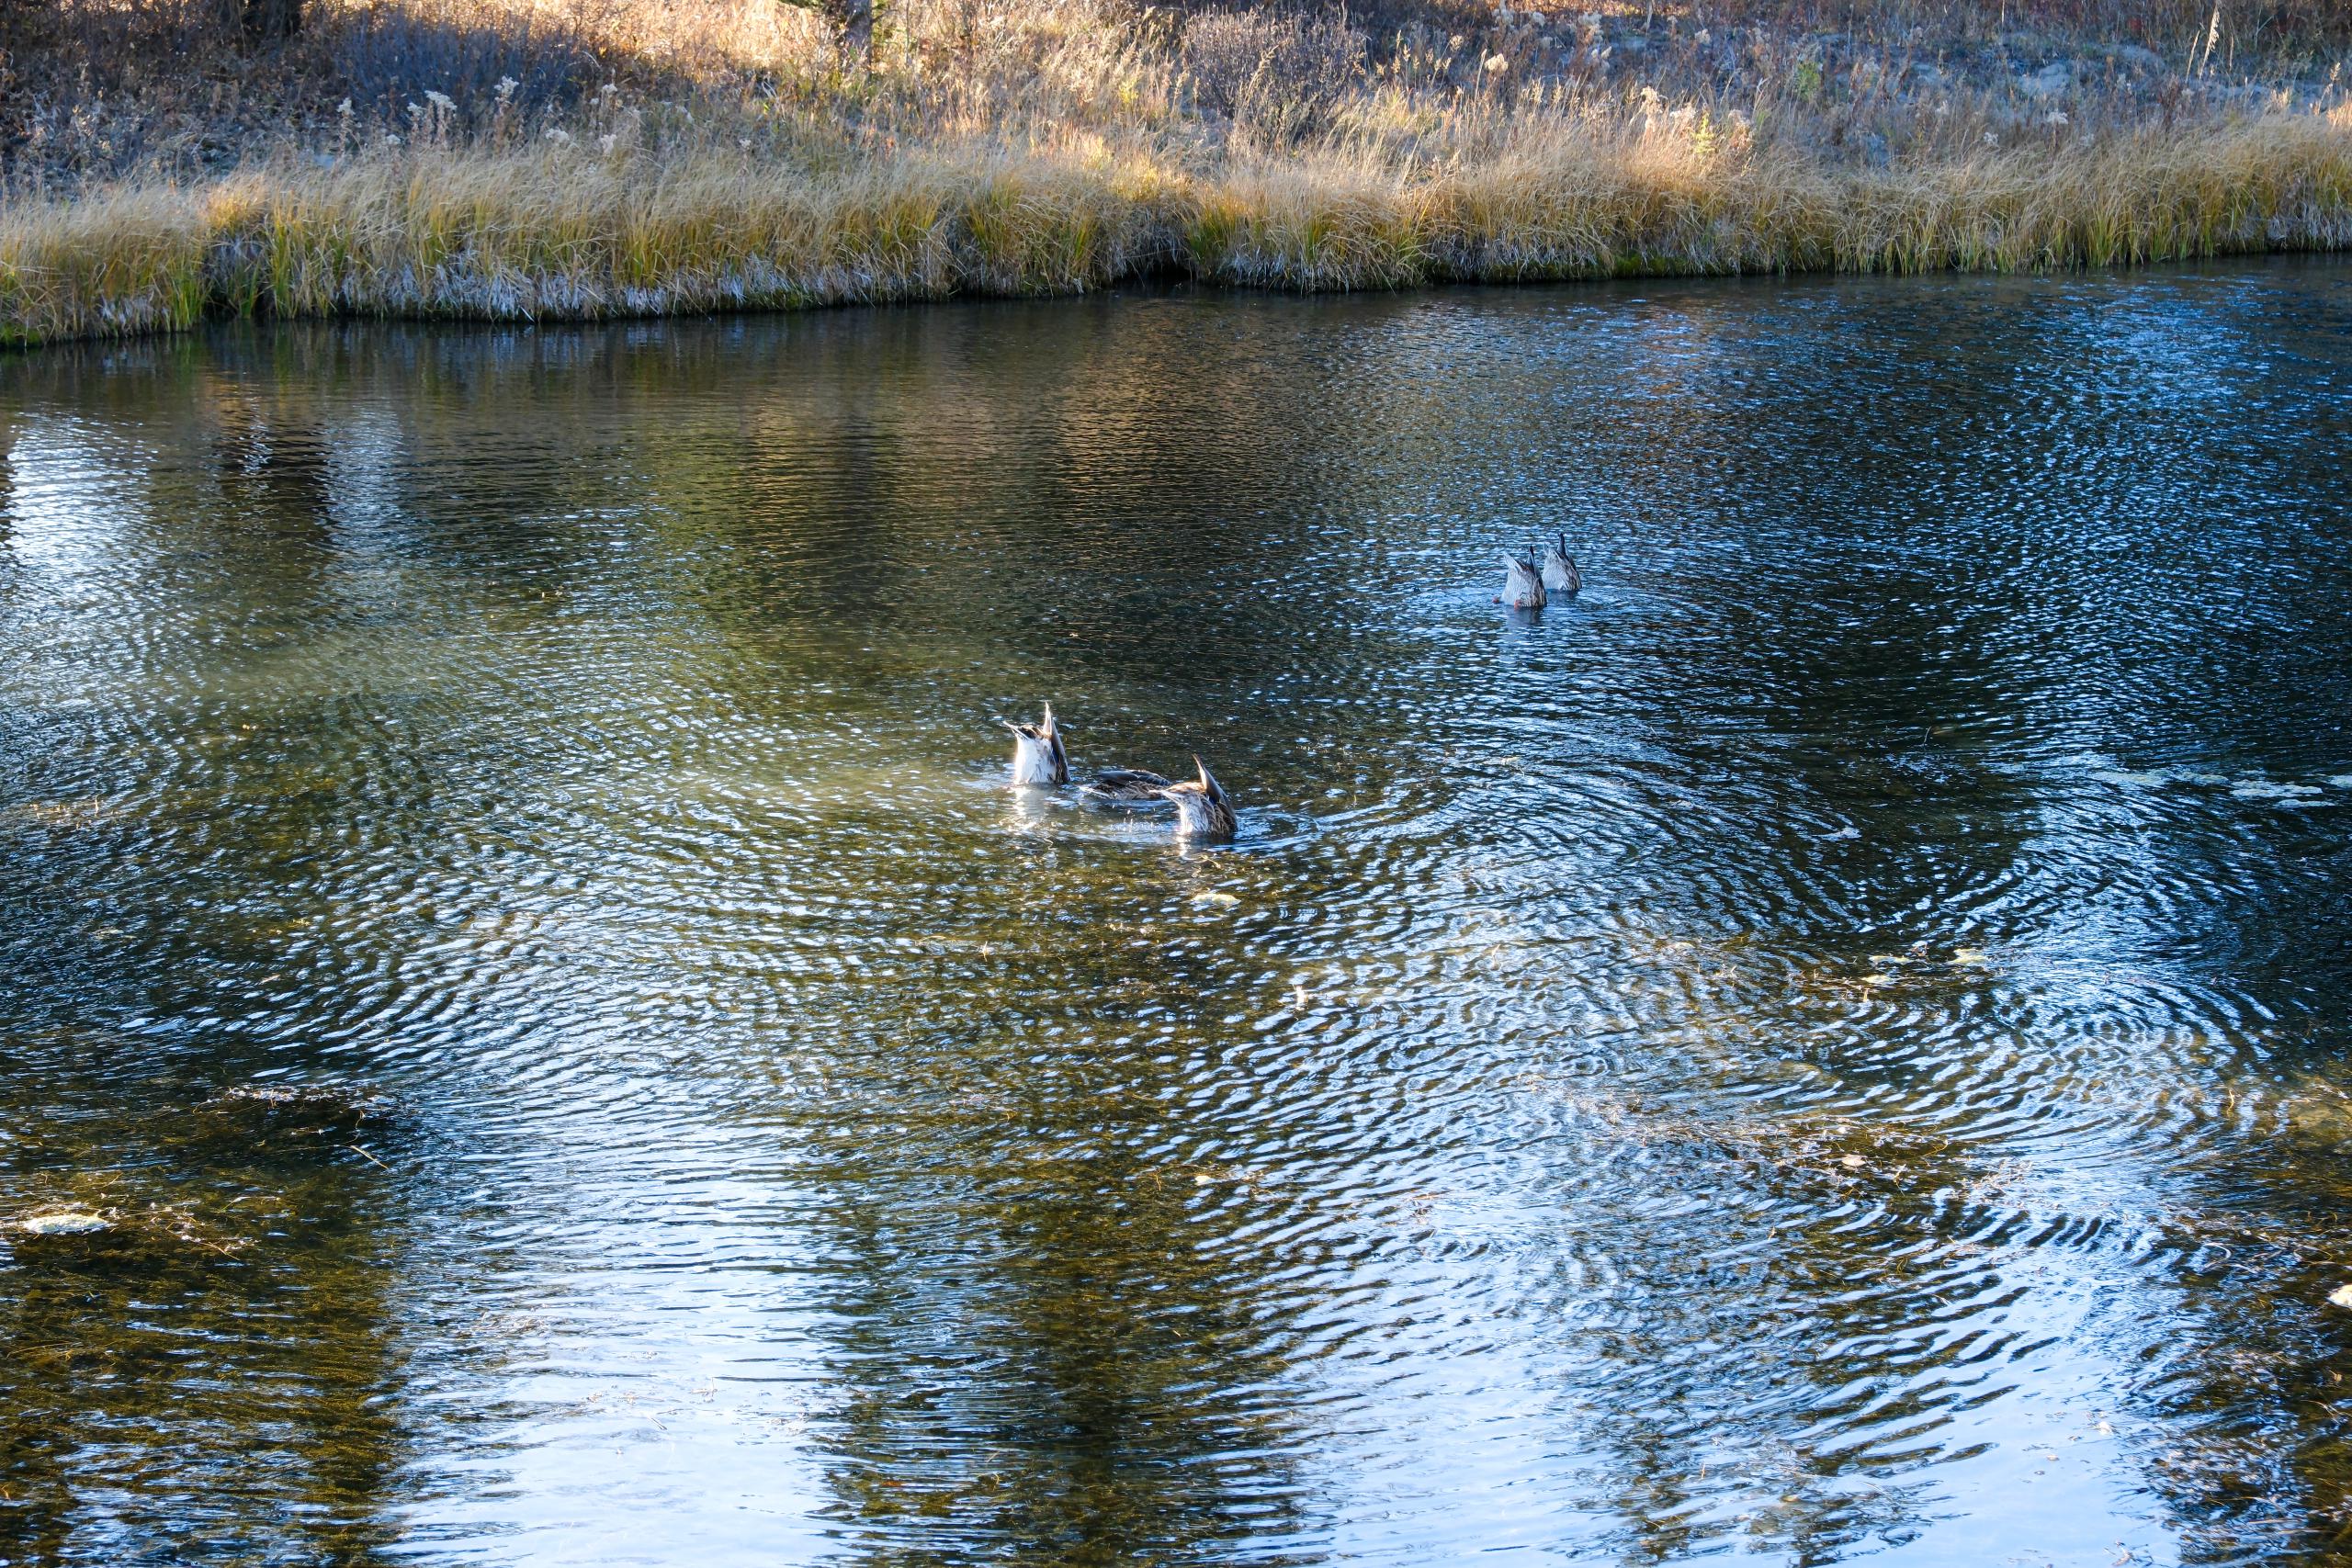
<box><xmin>1498</xmin><ymin>548</ymin><xmax>1546</xmax><ymax>610</ymax></box>
<box><xmin>1079</xmin><ymin>766</ymin><xmax>1174</xmax><ymax>803</ymax></box>
<box><xmin>1160</xmin><ymin>757</ymin><xmax>1238</xmax><ymax>843</ymax></box>
<box><xmin>1008</xmin><ymin>712</ymin><xmax>1174</xmax><ymax>805</ymax></box>
<box><xmin>1001</xmin><ymin>704</ymin><xmax>1069</xmax><ymax>786</ymax></box>
<box><xmin>1003</xmin><ymin>713</ymin><xmax>1238</xmax><ymax>842</ymax></box>
<box><xmin>1539</xmin><ymin>534</ymin><xmax>1581</xmax><ymax>597</ymax></box>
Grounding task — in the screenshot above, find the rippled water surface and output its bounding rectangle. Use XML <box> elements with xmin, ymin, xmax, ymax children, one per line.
<box><xmin>6</xmin><ymin>264</ymin><xmax>2352</xmax><ymax>1567</ymax></box>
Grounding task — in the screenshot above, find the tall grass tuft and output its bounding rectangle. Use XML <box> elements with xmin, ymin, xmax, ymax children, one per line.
<box><xmin>1</xmin><ymin>190</ymin><xmax>209</xmax><ymax>347</ymax></box>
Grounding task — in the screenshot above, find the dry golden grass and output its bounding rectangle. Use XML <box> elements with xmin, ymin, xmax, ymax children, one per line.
<box><xmin>4</xmin><ymin>0</ymin><xmax>2351</xmax><ymax>345</ymax></box>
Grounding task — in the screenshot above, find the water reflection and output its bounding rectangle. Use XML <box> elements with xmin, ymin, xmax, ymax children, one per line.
<box><xmin>0</xmin><ymin>1037</ymin><xmax>411</xmax><ymax>1565</ymax></box>
<box><xmin>4</xmin><ymin>263</ymin><xmax>2352</xmax><ymax>1565</ymax></box>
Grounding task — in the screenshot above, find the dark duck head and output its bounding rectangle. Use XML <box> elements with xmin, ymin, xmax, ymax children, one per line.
<box><xmin>1002</xmin><ymin>704</ymin><xmax>1069</xmax><ymax>787</ymax></box>
<box><xmin>1159</xmin><ymin>756</ymin><xmax>1238</xmax><ymax>842</ymax></box>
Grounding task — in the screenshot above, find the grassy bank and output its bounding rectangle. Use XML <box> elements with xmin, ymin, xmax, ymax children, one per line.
<box><xmin>6</xmin><ymin>0</ymin><xmax>2352</xmax><ymax>345</ymax></box>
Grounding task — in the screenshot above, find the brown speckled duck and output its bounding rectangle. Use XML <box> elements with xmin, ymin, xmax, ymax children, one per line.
<box><xmin>1160</xmin><ymin>757</ymin><xmax>1237</xmax><ymax>843</ymax></box>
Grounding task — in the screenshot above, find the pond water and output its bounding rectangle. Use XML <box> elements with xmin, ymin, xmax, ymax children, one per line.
<box><xmin>5</xmin><ymin>263</ymin><xmax>2352</xmax><ymax>1567</ymax></box>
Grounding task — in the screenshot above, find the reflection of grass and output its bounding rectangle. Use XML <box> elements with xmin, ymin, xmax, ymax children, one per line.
<box><xmin>6</xmin><ymin>0</ymin><xmax>2352</xmax><ymax>345</ymax></box>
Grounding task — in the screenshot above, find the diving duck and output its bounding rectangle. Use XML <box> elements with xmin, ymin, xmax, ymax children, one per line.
<box><xmin>1005</xmin><ymin>713</ymin><xmax>1238</xmax><ymax>842</ymax></box>
<box><xmin>1161</xmin><ymin>757</ymin><xmax>1237</xmax><ymax>843</ymax></box>
<box><xmin>1498</xmin><ymin>548</ymin><xmax>1546</xmax><ymax>610</ymax></box>
<box><xmin>1002</xmin><ymin>704</ymin><xmax>1069</xmax><ymax>786</ymax></box>
<box><xmin>1540</xmin><ymin>535</ymin><xmax>1581</xmax><ymax>597</ymax></box>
